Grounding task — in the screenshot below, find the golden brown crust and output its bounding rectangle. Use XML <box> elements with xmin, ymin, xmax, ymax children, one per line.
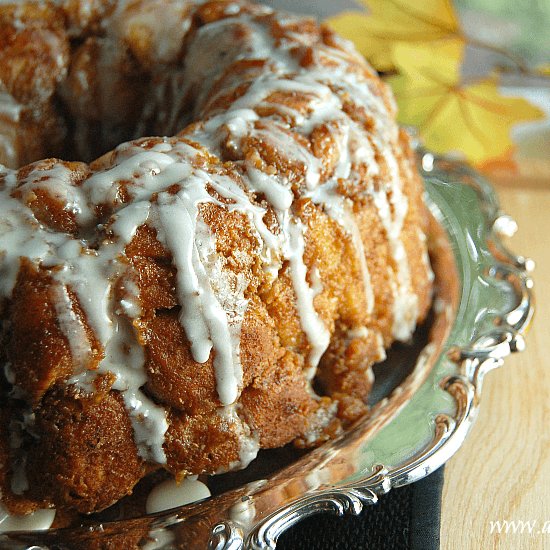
<box><xmin>8</xmin><ymin>260</ymin><xmax>75</xmax><ymax>403</ymax></box>
<box><xmin>164</xmin><ymin>410</ymin><xmax>242</xmax><ymax>476</ymax></box>
<box><xmin>142</xmin><ymin>310</ymin><xmax>220</xmax><ymax>415</ymax></box>
<box><xmin>25</xmin><ymin>387</ymin><xmax>145</xmax><ymax>514</ymax></box>
<box><xmin>15</xmin><ymin>159</ymin><xmax>91</xmax><ymax>234</ymax></box>
<box><xmin>240</xmin><ymin>351</ymin><xmax>318</xmax><ymax>449</ymax></box>
<box><xmin>0</xmin><ymin>3</ymin><xmax>68</xmax><ymax>167</ymax></box>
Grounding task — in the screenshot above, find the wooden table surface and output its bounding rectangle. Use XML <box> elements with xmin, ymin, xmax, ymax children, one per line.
<box><xmin>440</xmin><ymin>175</ymin><xmax>550</xmax><ymax>549</ymax></box>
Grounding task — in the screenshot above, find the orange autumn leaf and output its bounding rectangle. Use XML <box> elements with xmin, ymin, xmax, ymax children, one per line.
<box><xmin>387</xmin><ymin>41</ymin><xmax>545</xmax><ymax>164</ymax></box>
<box><xmin>478</xmin><ymin>148</ymin><xmax>519</xmax><ymax>176</ymax></box>
<box><xmin>326</xmin><ymin>0</ymin><xmax>462</xmax><ymax>71</ymax></box>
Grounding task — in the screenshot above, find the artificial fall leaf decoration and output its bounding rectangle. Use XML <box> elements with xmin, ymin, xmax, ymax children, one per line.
<box><xmin>388</xmin><ymin>41</ymin><xmax>544</xmax><ymax>164</ymax></box>
<box><xmin>326</xmin><ymin>0</ymin><xmax>546</xmax><ymax>166</ymax></box>
<box><xmin>327</xmin><ymin>0</ymin><xmax>461</xmax><ymax>72</ymax></box>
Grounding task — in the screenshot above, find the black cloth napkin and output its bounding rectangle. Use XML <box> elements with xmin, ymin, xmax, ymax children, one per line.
<box><xmin>277</xmin><ymin>467</ymin><xmax>444</xmax><ymax>550</ymax></box>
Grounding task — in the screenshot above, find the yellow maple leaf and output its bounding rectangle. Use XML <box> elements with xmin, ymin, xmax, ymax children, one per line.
<box><xmin>326</xmin><ymin>0</ymin><xmax>461</xmax><ymax>71</ymax></box>
<box><xmin>387</xmin><ymin>41</ymin><xmax>545</xmax><ymax>164</ymax></box>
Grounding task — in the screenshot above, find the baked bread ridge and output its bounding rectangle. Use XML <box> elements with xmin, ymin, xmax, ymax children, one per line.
<box><xmin>0</xmin><ymin>0</ymin><xmax>433</xmax><ymax>517</ymax></box>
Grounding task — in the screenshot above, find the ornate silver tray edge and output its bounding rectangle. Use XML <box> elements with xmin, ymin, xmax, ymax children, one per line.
<box><xmin>231</xmin><ymin>152</ymin><xmax>534</xmax><ymax>550</ymax></box>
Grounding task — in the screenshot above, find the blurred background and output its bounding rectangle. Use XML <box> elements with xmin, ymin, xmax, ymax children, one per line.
<box><xmin>262</xmin><ymin>0</ymin><xmax>550</xmax><ymax>67</ymax></box>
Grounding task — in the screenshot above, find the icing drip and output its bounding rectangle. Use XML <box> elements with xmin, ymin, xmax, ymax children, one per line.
<box><xmin>371</xmin><ymin>152</ymin><xmax>418</xmax><ymax>341</ymax></box>
<box><xmin>0</xmin><ymin>504</ymin><xmax>55</xmax><ymax>532</ymax></box>
<box><xmin>18</xmin><ymin>163</ymin><xmax>93</xmax><ymax>223</ymax></box>
<box><xmin>145</xmin><ymin>476</ymin><xmax>211</xmax><ymax>514</ymax></box>
<box><xmin>246</xmin><ymin>167</ymin><xmax>293</xmax><ymax>211</ymax></box>
<box><xmin>286</xmin><ymin>220</ymin><xmax>330</xmax><ymax>375</ymax></box>
<box><xmin>219</xmin><ymin>405</ymin><xmax>260</xmax><ymax>471</ymax></box>
<box><xmin>153</xmin><ymin>189</ymin><xmax>243</xmax><ymax>406</ymax></box>
<box><xmin>185</xmin><ymin>13</ymin><xmax>412</xmax><ymax>340</ymax></box>
<box><xmin>81</xmin><ymin>150</ymin><xmax>192</xmax><ymax>211</ymax></box>
<box><xmin>309</xmin><ymin>179</ymin><xmax>375</xmax><ymax>314</ymax></box>
<box><xmin>51</xmin><ymin>283</ymin><xmax>91</xmax><ymax>372</ymax></box>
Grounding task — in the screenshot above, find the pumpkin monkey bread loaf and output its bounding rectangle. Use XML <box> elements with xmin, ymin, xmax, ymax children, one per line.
<box><xmin>0</xmin><ymin>0</ymin><xmax>433</xmax><ymax>519</ymax></box>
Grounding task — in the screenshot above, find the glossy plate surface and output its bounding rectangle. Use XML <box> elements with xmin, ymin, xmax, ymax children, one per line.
<box><xmin>0</xmin><ymin>151</ymin><xmax>533</xmax><ymax>550</ymax></box>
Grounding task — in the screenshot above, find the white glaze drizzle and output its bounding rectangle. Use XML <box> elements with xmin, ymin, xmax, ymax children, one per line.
<box><xmin>309</xmin><ymin>178</ymin><xmax>375</xmax><ymax>314</ymax></box>
<box><xmin>0</xmin><ymin>90</ymin><xmax>22</xmax><ymax>169</ymax></box>
<box><xmin>183</xmin><ymin>10</ymin><xmax>413</xmax><ymax>339</ymax></box>
<box><xmin>218</xmin><ymin>404</ymin><xmax>260</xmax><ymax>472</ymax></box>
<box><xmin>0</xmin><ymin>503</ymin><xmax>56</xmax><ymax>533</ymax></box>
<box><xmin>152</xmin><ymin>188</ymin><xmax>244</xmax><ymax>406</ymax></box>
<box><xmin>286</xmin><ymin>220</ymin><xmax>330</xmax><ymax>375</ymax></box>
<box><xmin>371</xmin><ymin>151</ymin><xmax>418</xmax><ymax>341</ymax></box>
<box><xmin>51</xmin><ymin>282</ymin><xmax>91</xmax><ymax>372</ymax></box>
<box><xmin>246</xmin><ymin>167</ymin><xmax>293</xmax><ymax>211</ymax></box>
<box><xmin>145</xmin><ymin>475</ymin><xmax>211</xmax><ymax>514</ymax></box>
<box><xmin>18</xmin><ymin>163</ymin><xmax>94</xmax><ymax>224</ymax></box>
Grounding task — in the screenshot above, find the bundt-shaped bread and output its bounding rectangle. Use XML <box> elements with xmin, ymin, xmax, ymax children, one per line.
<box><xmin>0</xmin><ymin>0</ymin><xmax>433</xmax><ymax>518</ymax></box>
